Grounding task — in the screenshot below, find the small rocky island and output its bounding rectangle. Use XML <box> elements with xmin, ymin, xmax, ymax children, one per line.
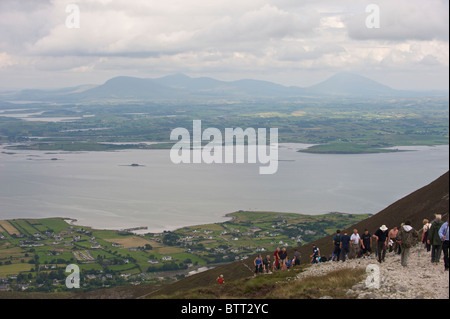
<box><xmin>118</xmin><ymin>163</ymin><xmax>145</xmax><ymax>167</ymax></box>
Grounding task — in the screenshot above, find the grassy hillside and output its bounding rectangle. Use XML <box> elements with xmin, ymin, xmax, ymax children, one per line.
<box><xmin>151</xmin><ymin>265</ymin><xmax>366</xmax><ymax>299</ymax></box>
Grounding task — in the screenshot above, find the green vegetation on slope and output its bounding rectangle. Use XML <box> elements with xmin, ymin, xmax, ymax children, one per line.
<box><xmin>150</xmin><ymin>265</ymin><xmax>366</xmax><ymax>299</ymax></box>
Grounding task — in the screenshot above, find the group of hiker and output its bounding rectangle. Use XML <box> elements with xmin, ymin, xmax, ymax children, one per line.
<box><xmin>422</xmin><ymin>214</ymin><xmax>449</xmax><ymax>270</ymax></box>
<box><xmin>252</xmin><ymin>247</ymin><xmax>302</xmax><ymax>275</ymax></box>
<box><xmin>218</xmin><ymin>213</ymin><xmax>449</xmax><ymax>284</ymax></box>
<box><xmin>331</xmin><ymin>223</ymin><xmax>413</xmax><ymax>266</ymax></box>
<box><xmin>329</xmin><ymin>213</ymin><xmax>449</xmax><ymax>269</ymax></box>
<box><xmin>254</xmin><ymin>213</ymin><xmax>449</xmax><ymax>275</ymax></box>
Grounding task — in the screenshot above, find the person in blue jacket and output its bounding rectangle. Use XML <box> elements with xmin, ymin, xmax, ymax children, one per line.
<box><xmin>439</xmin><ymin>216</ymin><xmax>449</xmax><ymax>271</ymax></box>
<box><xmin>310</xmin><ymin>244</ymin><xmax>320</xmax><ymax>264</ymax></box>
<box><xmin>340</xmin><ymin>230</ymin><xmax>351</xmax><ymax>262</ymax></box>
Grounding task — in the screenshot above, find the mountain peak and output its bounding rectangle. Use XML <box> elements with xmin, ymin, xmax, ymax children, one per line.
<box><xmin>159</xmin><ymin>73</ymin><xmax>191</xmax><ymax>81</ymax></box>
<box><xmin>307</xmin><ymin>72</ymin><xmax>394</xmax><ymax>96</ymax></box>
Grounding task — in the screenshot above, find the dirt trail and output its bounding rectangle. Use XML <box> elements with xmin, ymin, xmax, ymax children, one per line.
<box><xmin>296</xmin><ymin>245</ymin><xmax>449</xmax><ymax>299</ymax></box>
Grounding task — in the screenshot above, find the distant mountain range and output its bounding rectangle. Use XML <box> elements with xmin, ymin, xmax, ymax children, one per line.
<box><xmin>4</xmin><ymin>72</ymin><xmax>448</xmax><ymax>103</ymax></box>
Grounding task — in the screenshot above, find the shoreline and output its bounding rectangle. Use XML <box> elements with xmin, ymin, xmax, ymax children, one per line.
<box><xmin>5</xmin><ymin>210</ymin><xmax>372</xmax><ymax>236</ymax></box>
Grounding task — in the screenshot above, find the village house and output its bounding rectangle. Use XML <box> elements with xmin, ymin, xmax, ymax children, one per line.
<box><xmin>18</xmin><ymin>284</ymin><xmax>29</xmax><ymax>291</ymax></box>
<box><xmin>0</xmin><ymin>284</ymin><xmax>9</xmax><ymax>292</ymax></box>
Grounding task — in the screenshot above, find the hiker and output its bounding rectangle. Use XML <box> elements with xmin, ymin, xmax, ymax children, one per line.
<box><xmin>320</xmin><ymin>256</ymin><xmax>329</xmax><ymax>263</ymax></box>
<box><xmin>310</xmin><ymin>244</ymin><xmax>320</xmax><ymax>264</ymax></box>
<box><xmin>285</xmin><ymin>258</ymin><xmax>292</xmax><ymax>269</ymax></box>
<box><xmin>438</xmin><ymin>216</ymin><xmax>449</xmax><ymax>271</ymax></box>
<box><xmin>396</xmin><ymin>220</ymin><xmax>419</xmax><ymax>267</ymax></box>
<box><xmin>279</xmin><ymin>248</ymin><xmax>288</xmax><ymax>270</ymax></box>
<box><xmin>350</xmin><ymin>229</ymin><xmax>361</xmax><ymax>259</ymax></box>
<box><xmin>254</xmin><ymin>254</ymin><xmax>263</xmax><ymax>275</ymax></box>
<box><xmin>360</xmin><ymin>229</ymin><xmax>372</xmax><ymax>258</ymax></box>
<box><xmin>422</xmin><ymin>219</ymin><xmax>432</xmax><ymax>252</ymax></box>
<box><xmin>398</xmin><ymin>223</ymin><xmax>404</xmax><ymax>255</ymax></box>
<box><xmin>373</xmin><ymin>225</ymin><xmax>389</xmax><ymax>263</ymax></box>
<box><xmin>273</xmin><ymin>247</ymin><xmax>281</xmax><ymax>271</ymax></box>
<box><xmin>427</xmin><ymin>214</ymin><xmax>444</xmax><ymax>264</ymax></box>
<box><xmin>340</xmin><ymin>230</ymin><xmax>351</xmax><ymax>262</ymax></box>
<box><xmin>263</xmin><ymin>255</ymin><xmax>271</xmax><ymax>274</ymax></box>
<box><xmin>388</xmin><ymin>226</ymin><xmax>399</xmax><ymax>253</ymax></box>
<box><xmin>333</xmin><ymin>230</ymin><xmax>342</xmax><ymax>261</ymax></box>
<box><xmin>293</xmin><ymin>249</ymin><xmax>301</xmax><ymax>267</ymax></box>
<box><xmin>217</xmin><ymin>274</ymin><xmax>225</xmax><ymax>285</ymax></box>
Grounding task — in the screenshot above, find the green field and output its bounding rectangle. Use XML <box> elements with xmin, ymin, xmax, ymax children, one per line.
<box><xmin>0</xmin><ymin>263</ymin><xmax>33</xmax><ymax>277</ymax></box>
<box><xmin>1</xmin><ymin>95</ymin><xmax>447</xmax><ymax>154</ymax></box>
<box><xmin>0</xmin><ymin>211</ymin><xmax>369</xmax><ymax>293</ymax></box>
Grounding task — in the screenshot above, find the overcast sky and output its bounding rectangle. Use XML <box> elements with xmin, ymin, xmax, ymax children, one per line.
<box><xmin>0</xmin><ymin>0</ymin><xmax>448</xmax><ymax>90</ymax></box>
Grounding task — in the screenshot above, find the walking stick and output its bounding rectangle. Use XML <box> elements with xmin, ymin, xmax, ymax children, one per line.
<box><xmin>417</xmin><ymin>240</ymin><xmax>420</xmax><ymax>266</ymax></box>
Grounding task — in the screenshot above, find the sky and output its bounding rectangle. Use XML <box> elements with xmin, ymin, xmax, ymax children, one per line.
<box><xmin>0</xmin><ymin>0</ymin><xmax>448</xmax><ymax>91</ymax></box>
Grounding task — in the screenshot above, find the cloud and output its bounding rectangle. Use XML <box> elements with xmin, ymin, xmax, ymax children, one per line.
<box><xmin>0</xmin><ymin>0</ymin><xmax>448</xmax><ymax>90</ymax></box>
<box><xmin>345</xmin><ymin>0</ymin><xmax>449</xmax><ymax>42</ymax></box>
<box><xmin>0</xmin><ymin>0</ymin><xmax>54</xmax><ymax>52</ymax></box>
<box><xmin>0</xmin><ymin>52</ymin><xmax>19</xmax><ymax>68</ymax></box>
<box><xmin>25</xmin><ymin>2</ymin><xmax>321</xmax><ymax>58</ymax></box>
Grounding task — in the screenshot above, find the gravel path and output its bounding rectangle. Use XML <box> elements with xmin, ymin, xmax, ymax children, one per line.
<box><xmin>296</xmin><ymin>245</ymin><xmax>449</xmax><ymax>299</ymax></box>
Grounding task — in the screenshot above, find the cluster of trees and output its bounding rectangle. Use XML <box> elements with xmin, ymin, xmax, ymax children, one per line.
<box><xmin>162</xmin><ymin>232</ymin><xmax>180</xmax><ymax>246</ymax></box>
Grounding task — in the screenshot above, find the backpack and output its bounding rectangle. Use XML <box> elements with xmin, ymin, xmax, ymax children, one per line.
<box><xmin>423</xmin><ymin>223</ymin><xmax>431</xmax><ymax>243</ymax></box>
<box><xmin>334</xmin><ymin>235</ymin><xmax>341</xmax><ymax>245</ymax></box>
<box><xmin>401</xmin><ymin>229</ymin><xmax>419</xmax><ymax>248</ymax></box>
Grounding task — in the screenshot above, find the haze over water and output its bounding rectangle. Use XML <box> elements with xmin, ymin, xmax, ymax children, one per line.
<box><xmin>0</xmin><ymin>144</ymin><xmax>448</xmax><ymax>233</ymax></box>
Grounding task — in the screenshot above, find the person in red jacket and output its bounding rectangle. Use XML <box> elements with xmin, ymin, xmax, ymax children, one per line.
<box><xmin>273</xmin><ymin>247</ymin><xmax>281</xmax><ymax>271</ymax></box>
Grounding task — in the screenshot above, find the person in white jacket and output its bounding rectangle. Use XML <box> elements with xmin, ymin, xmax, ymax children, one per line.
<box><xmin>350</xmin><ymin>229</ymin><xmax>361</xmax><ymax>259</ymax></box>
